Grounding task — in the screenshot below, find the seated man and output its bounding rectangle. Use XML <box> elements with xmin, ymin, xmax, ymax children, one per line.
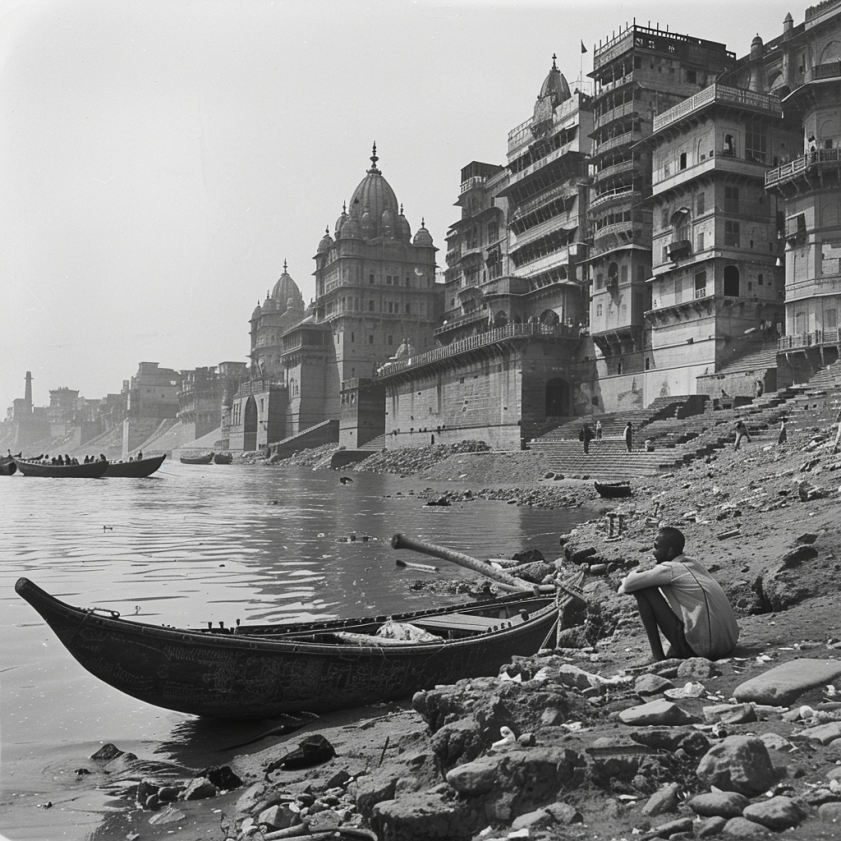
<box><xmin>617</xmin><ymin>527</ymin><xmax>739</xmax><ymax>661</ymax></box>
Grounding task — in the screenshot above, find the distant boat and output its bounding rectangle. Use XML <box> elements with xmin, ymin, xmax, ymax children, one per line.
<box><xmin>0</xmin><ymin>456</ymin><xmax>17</xmax><ymax>476</ymax></box>
<box><xmin>213</xmin><ymin>452</ymin><xmax>233</xmax><ymax>465</ymax></box>
<box><xmin>14</xmin><ymin>458</ymin><xmax>109</xmax><ymax>478</ymax></box>
<box><xmin>594</xmin><ymin>480</ymin><xmax>632</xmax><ymax>499</ymax></box>
<box><xmin>104</xmin><ymin>454</ymin><xmax>166</xmax><ymax>478</ymax></box>
<box><xmin>180</xmin><ymin>452</ymin><xmax>214</xmax><ymax>465</ymax></box>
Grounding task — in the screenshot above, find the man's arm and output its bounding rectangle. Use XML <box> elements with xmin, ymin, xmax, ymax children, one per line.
<box><xmin>618</xmin><ymin>563</ymin><xmax>673</xmax><ymax>595</ymax></box>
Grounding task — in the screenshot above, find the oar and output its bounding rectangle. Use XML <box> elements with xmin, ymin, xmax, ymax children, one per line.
<box><xmin>390</xmin><ymin>533</ymin><xmax>555</xmax><ymax>594</ymax></box>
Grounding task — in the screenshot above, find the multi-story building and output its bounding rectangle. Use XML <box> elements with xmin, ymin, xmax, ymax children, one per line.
<box><xmin>439</xmin><ymin>160</ymin><xmax>508</xmax><ymax>344</ymax></box>
<box><xmin>230</xmin><ymin>147</ymin><xmax>441</xmax><ymax>453</ymax></box>
<box><xmin>124</xmin><ymin>362</ymin><xmax>180</xmax><ymax>420</ymax></box>
<box><xmin>643</xmin><ymin>80</ymin><xmax>795</xmax><ymax>399</ymax></box>
<box><xmin>377</xmin><ymin>60</ymin><xmax>589</xmax><ymax>446</ymax></box>
<box><xmin>302</xmin><ymin>146</ymin><xmax>441</xmax><ymax>448</ymax></box>
<box><xmin>587</xmin><ymin>24</ymin><xmax>735</xmax><ymax>409</ymax></box>
<box><xmin>760</xmin><ymin>2</ymin><xmax>841</xmax><ymax>379</ymax></box>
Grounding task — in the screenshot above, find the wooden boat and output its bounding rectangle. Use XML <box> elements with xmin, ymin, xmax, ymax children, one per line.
<box><xmin>213</xmin><ymin>452</ymin><xmax>233</xmax><ymax>465</ymax></box>
<box><xmin>104</xmin><ymin>454</ymin><xmax>166</xmax><ymax>478</ymax></box>
<box><xmin>15</xmin><ymin>577</ymin><xmax>561</xmax><ymax>720</ymax></box>
<box><xmin>0</xmin><ymin>455</ymin><xmax>17</xmax><ymax>476</ymax></box>
<box><xmin>14</xmin><ymin>458</ymin><xmax>109</xmax><ymax>478</ymax></box>
<box><xmin>180</xmin><ymin>452</ymin><xmax>214</xmax><ymax>465</ymax></box>
<box><xmin>594</xmin><ymin>480</ymin><xmax>632</xmax><ymax>499</ymax></box>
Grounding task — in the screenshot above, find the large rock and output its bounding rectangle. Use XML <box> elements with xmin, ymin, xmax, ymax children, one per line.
<box><xmin>687</xmin><ymin>791</ymin><xmax>749</xmax><ymax>818</ymax></box>
<box><xmin>618</xmin><ymin>699</ymin><xmax>699</xmax><ymax>726</ymax></box>
<box><xmin>696</xmin><ymin>736</ymin><xmax>777</xmax><ymax>796</ymax></box>
<box><xmin>733</xmin><ymin>659</ymin><xmax>841</xmax><ymax>706</ymax></box>
<box><xmin>371</xmin><ymin>792</ymin><xmax>478</xmax><ymax>841</ymax></box>
<box><xmin>742</xmin><ymin>796</ymin><xmax>808</xmax><ymax>831</ymax></box>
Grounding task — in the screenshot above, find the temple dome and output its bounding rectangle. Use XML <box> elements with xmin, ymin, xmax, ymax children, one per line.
<box><xmin>413</xmin><ymin>219</ymin><xmax>434</xmax><ymax>247</ymax></box>
<box><xmin>398</xmin><ymin>206</ymin><xmax>411</xmax><ymax>242</ymax></box>
<box><xmin>539</xmin><ymin>56</ymin><xmax>571</xmax><ymax>105</ymax></box>
<box><xmin>318</xmin><ymin>227</ymin><xmax>333</xmax><ymax>253</ymax></box>
<box><xmin>270</xmin><ymin>262</ymin><xmax>304</xmax><ymax>311</ymax></box>
<box><xmin>347</xmin><ymin>143</ymin><xmax>400</xmax><ymax>241</ymax></box>
<box><xmin>251</xmin><ymin>302</ymin><xmax>262</xmax><ymax>320</ymax></box>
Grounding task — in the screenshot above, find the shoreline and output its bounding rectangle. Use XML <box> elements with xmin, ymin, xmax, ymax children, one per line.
<box><xmin>10</xmin><ymin>431</ymin><xmax>841</xmax><ymax>840</ymax></box>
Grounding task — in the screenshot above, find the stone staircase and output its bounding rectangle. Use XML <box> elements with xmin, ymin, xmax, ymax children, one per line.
<box><xmin>526</xmin><ymin>370</ymin><xmax>841</xmax><ymax>479</ymax></box>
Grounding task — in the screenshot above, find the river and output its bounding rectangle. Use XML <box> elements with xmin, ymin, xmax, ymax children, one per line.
<box><xmin>0</xmin><ymin>461</ymin><xmax>590</xmax><ymax>840</ymax></box>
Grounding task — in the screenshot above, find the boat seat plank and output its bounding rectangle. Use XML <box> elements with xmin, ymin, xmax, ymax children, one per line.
<box><xmin>416</xmin><ymin>612</ymin><xmax>521</xmax><ymax>633</ymax></box>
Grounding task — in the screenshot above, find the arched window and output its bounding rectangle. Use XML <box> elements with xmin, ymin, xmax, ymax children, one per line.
<box><xmin>724</xmin><ymin>265</ymin><xmax>740</xmax><ymax>297</ymax></box>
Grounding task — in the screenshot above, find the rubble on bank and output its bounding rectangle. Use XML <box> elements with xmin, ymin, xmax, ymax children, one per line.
<box><xmin>106</xmin><ymin>428</ymin><xmax>841</xmax><ymax>841</ymax></box>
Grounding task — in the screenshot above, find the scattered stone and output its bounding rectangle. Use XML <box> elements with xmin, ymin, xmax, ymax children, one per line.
<box><xmin>182</xmin><ymin>777</ymin><xmax>218</xmax><ymax>801</ymax></box>
<box><xmin>687</xmin><ymin>790</ymin><xmax>749</xmax><ymax>818</ymax></box>
<box><xmin>696</xmin><ymin>735</ymin><xmax>777</xmax><ymax>796</ymax></box>
<box><xmin>742</xmin><ymin>795</ymin><xmax>808</xmax><ymax>830</ymax></box>
<box><xmin>818</xmin><ymin>802</ymin><xmax>841</xmax><ymax>822</ymax></box>
<box><xmin>721</xmin><ymin>815</ymin><xmax>772</xmax><ymax>837</ymax></box>
<box><xmin>635</xmin><ymin>674</ymin><xmax>675</xmax><ymax>696</ymax></box>
<box><xmin>798</xmin><ymin>721</ymin><xmax>841</xmax><ymax>744</ymax></box>
<box><xmin>641</xmin><ymin>781</ymin><xmax>680</xmax><ymax>816</ymax></box>
<box><xmin>676</xmin><ymin>657</ymin><xmax>717</xmax><ymax>679</ymax></box>
<box><xmin>90</xmin><ymin>743</ymin><xmax>124</xmax><ymax>762</ymax></box>
<box><xmin>148</xmin><ymin>806</ymin><xmax>187</xmax><ymax>826</ymax></box>
<box><xmin>697</xmin><ymin>815</ymin><xmax>728</xmax><ymax>837</ymax></box>
<box><xmin>734</xmin><ymin>659</ymin><xmax>841</xmax><ymax>706</ymax></box>
<box><xmin>618</xmin><ymin>699</ymin><xmax>699</xmax><ymax>727</ymax></box>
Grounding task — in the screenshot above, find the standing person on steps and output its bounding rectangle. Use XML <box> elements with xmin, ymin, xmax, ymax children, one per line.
<box><xmin>580</xmin><ymin>422</ymin><xmax>595</xmax><ymax>454</ymax></box>
<box><xmin>623</xmin><ymin>421</ymin><xmax>633</xmax><ymax>453</ymax></box>
<box><xmin>734</xmin><ymin>419</ymin><xmax>751</xmax><ymax>450</ymax></box>
<box><xmin>595</xmin><ymin>419</ymin><xmax>603</xmax><ymax>441</ymax></box>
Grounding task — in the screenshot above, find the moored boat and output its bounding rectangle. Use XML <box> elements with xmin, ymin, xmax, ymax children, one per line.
<box><xmin>15</xmin><ymin>577</ymin><xmax>562</xmax><ymax>719</ymax></box>
<box><xmin>213</xmin><ymin>452</ymin><xmax>233</xmax><ymax>464</ymax></box>
<box><xmin>180</xmin><ymin>452</ymin><xmax>214</xmax><ymax>465</ymax></box>
<box><xmin>0</xmin><ymin>456</ymin><xmax>17</xmax><ymax>476</ymax></box>
<box><xmin>594</xmin><ymin>480</ymin><xmax>632</xmax><ymax>498</ymax></box>
<box><xmin>104</xmin><ymin>454</ymin><xmax>167</xmax><ymax>478</ymax></box>
<box><xmin>14</xmin><ymin>459</ymin><xmax>109</xmax><ymax>478</ymax></box>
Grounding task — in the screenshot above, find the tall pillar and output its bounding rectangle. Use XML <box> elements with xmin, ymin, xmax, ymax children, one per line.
<box><xmin>24</xmin><ymin>371</ymin><xmax>32</xmax><ymax>412</ymax></box>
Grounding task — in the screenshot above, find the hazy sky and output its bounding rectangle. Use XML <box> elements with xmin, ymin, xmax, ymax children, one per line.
<box><xmin>0</xmin><ymin>0</ymin><xmax>806</xmax><ymax>408</ymax></box>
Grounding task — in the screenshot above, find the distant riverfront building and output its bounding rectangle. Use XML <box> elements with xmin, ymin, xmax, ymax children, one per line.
<box><xmin>229</xmin><ymin>146</ymin><xmax>440</xmax><ymax>453</ymax></box>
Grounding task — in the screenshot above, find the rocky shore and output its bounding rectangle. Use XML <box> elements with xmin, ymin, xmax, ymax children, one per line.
<box><xmin>92</xmin><ymin>430</ymin><xmax>841</xmax><ymax>840</ymax></box>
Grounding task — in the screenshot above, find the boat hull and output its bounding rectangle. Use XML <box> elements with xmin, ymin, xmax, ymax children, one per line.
<box><xmin>104</xmin><ymin>454</ymin><xmax>166</xmax><ymax>478</ymax></box>
<box><xmin>14</xmin><ymin>459</ymin><xmax>109</xmax><ymax>478</ymax></box>
<box><xmin>15</xmin><ymin>577</ymin><xmax>559</xmax><ymax>719</ymax></box>
<box><xmin>213</xmin><ymin>453</ymin><xmax>233</xmax><ymax>464</ymax></box>
<box><xmin>0</xmin><ymin>456</ymin><xmax>16</xmax><ymax>476</ymax></box>
<box><xmin>594</xmin><ymin>481</ymin><xmax>632</xmax><ymax>498</ymax></box>
<box><xmin>180</xmin><ymin>453</ymin><xmax>214</xmax><ymax>465</ymax></box>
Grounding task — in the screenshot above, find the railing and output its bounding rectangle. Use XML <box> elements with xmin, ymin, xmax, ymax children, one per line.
<box><xmin>653</xmin><ymin>84</ymin><xmax>781</xmax><ymax>133</ymax></box>
<box><xmin>590</xmin><ymin>185</ymin><xmax>637</xmax><ymax>209</ymax></box>
<box><xmin>434</xmin><ymin>309</ymin><xmax>488</xmax><ymax>334</ymax></box>
<box><xmin>784</xmin><ymin>274</ymin><xmax>841</xmax><ymax>299</ymax></box>
<box><xmin>234</xmin><ymin>378</ymin><xmax>284</xmax><ymax>397</ymax></box>
<box><xmin>460</xmin><ymin>175</ymin><xmax>488</xmax><ymax>194</ymax></box>
<box><xmin>376</xmin><ymin>323</ymin><xmax>581</xmax><ymax>377</ymax></box>
<box><xmin>595</xmin><ymin>130</ymin><xmax>636</xmax><ymax>155</ymax></box>
<box><xmin>778</xmin><ymin>329</ymin><xmax>840</xmax><ymax>350</ymax></box>
<box><xmin>594</xmin><ymin>100</ymin><xmax>636</xmax><ymax>129</ymax></box>
<box><xmin>594</xmin><ymin>159</ymin><xmax>635</xmax><ymax>183</ymax></box>
<box><xmin>766</xmin><ymin>147</ymin><xmax>841</xmax><ymax>187</ymax></box>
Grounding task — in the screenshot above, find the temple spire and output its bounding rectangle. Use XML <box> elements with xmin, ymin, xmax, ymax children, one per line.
<box><xmin>368</xmin><ymin>141</ymin><xmax>380</xmax><ymax>174</ymax></box>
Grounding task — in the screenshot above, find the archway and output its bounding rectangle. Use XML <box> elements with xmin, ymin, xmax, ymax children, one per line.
<box><xmin>243</xmin><ymin>396</ymin><xmax>258</xmax><ymax>452</ymax></box>
<box><xmin>545</xmin><ymin>378</ymin><xmax>570</xmax><ymax>417</ymax></box>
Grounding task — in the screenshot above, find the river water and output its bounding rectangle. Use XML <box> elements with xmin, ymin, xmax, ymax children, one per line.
<box><xmin>0</xmin><ymin>461</ymin><xmax>589</xmax><ymax>840</ymax></box>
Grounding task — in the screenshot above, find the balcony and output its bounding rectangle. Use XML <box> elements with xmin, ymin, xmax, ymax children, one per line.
<box><xmin>377</xmin><ymin>323</ymin><xmax>581</xmax><ymax>377</ymax></box>
<box><xmin>590</xmin><ymin>185</ymin><xmax>638</xmax><ymax>210</ymax></box>
<box><xmin>766</xmin><ymin>147</ymin><xmax>841</xmax><ymax>189</ymax></box>
<box><xmin>594</xmin><ymin>159</ymin><xmax>636</xmax><ymax>184</ymax></box>
<box><xmin>460</xmin><ymin>175</ymin><xmax>488</xmax><ymax>194</ymax></box>
<box><xmin>652</xmin><ymin>84</ymin><xmax>782</xmax><ymax>134</ymax></box>
<box><xmin>784</xmin><ymin>273</ymin><xmax>841</xmax><ymax>302</ymax></box>
<box><xmin>778</xmin><ymin>329</ymin><xmax>840</xmax><ymax>351</ymax></box>
<box><xmin>666</xmin><ymin>240</ymin><xmax>692</xmax><ymax>261</ymax></box>
<box><xmin>594</xmin><ymin>100</ymin><xmax>636</xmax><ymax>130</ymax></box>
<box><xmin>594</xmin><ymin>130</ymin><xmax>636</xmax><ymax>156</ymax></box>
